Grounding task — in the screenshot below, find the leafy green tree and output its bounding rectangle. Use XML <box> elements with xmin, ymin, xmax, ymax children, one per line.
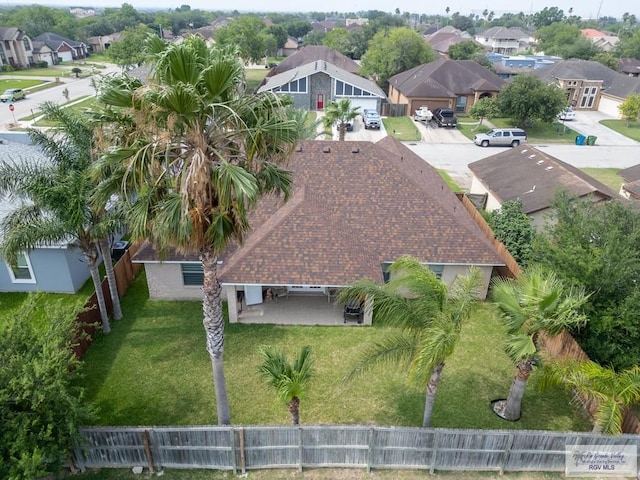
<box><xmin>449</xmin><ymin>12</ymin><xmax>474</xmax><ymax>32</ymax></box>
<box><xmin>94</xmin><ymin>35</ymin><xmax>301</xmax><ymax>425</ymax></box>
<box><xmin>360</xmin><ymin>27</ymin><xmax>435</xmax><ymax>86</ymax></box>
<box><xmin>615</xmin><ymin>29</ymin><xmax>640</xmax><ymax>59</ymax></box>
<box><xmin>593</xmin><ymin>51</ymin><xmax>618</xmax><ymax>70</ymax></box>
<box><xmin>215</xmin><ymin>16</ymin><xmax>269</xmax><ymax>63</ymax></box>
<box><xmin>339</xmin><ymin>258</ymin><xmax>482</xmax><ymax>427</ymax></box>
<box><xmin>468</xmin><ymin>96</ymin><xmax>500</xmax><ymax>129</ymax></box>
<box><xmin>322</xmin><ymin>99</ymin><xmax>360</xmax><ymax>141</ymax></box>
<box><xmin>286</xmin><ymin>20</ymin><xmax>312</xmax><ymax>39</ymax></box>
<box><xmin>532</xmin><ymin>7</ymin><xmax>565</xmax><ymax>28</ymax></box>
<box><xmin>259</xmin><ymin>345</ymin><xmax>314</xmax><ymax>425</ymax></box>
<box><xmin>0</xmin><ymin>296</ymin><xmax>94</xmax><ymax>479</ymax></box>
<box><xmin>498</xmin><ymin>74</ymin><xmax>566</xmax><ymax>127</ymax></box>
<box><xmin>0</xmin><ymin>103</ymin><xmax>124</xmax><ymax>333</ymax></box>
<box><xmin>106</xmin><ymin>24</ymin><xmax>155</xmax><ymax>68</ymax></box>
<box><xmin>448</xmin><ymin>40</ymin><xmax>485</xmax><ymax>60</ymax></box>
<box><xmin>302</xmin><ymin>29</ymin><xmax>326</xmax><ymax>46</ymax></box>
<box><xmin>322</xmin><ymin>28</ymin><xmax>352</xmax><ymax>56</ymax></box>
<box><xmin>491</xmin><ymin>267</ymin><xmax>589</xmax><ymax>421</ymax></box>
<box><xmin>488</xmin><ymin>200</ymin><xmax>535</xmax><ymax>266</ymax></box>
<box><xmin>540</xmin><ymin>360</ymin><xmax>640</xmax><ymax>434</ymax></box>
<box><xmin>533</xmin><ymin>192</ymin><xmax>640</xmax><ymax>370</ymax></box>
<box><xmin>618</xmin><ymin>93</ymin><xmax>640</xmax><ymax>125</ymax></box>
<box><xmin>268</xmin><ymin>24</ymin><xmax>288</xmax><ymax>49</ymax></box>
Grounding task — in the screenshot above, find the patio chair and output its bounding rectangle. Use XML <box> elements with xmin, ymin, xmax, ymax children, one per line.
<box><xmin>272</xmin><ymin>287</ymin><xmax>289</xmax><ymax>303</ymax></box>
<box><xmin>343</xmin><ymin>298</ymin><xmax>363</xmax><ymax>324</ymax></box>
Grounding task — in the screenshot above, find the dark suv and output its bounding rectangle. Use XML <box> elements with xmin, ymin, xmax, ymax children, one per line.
<box><xmin>432</xmin><ymin>108</ymin><xmax>458</xmax><ymax>128</ymax></box>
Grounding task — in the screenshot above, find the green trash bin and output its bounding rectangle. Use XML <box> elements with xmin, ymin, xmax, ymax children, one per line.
<box><xmin>586</xmin><ymin>135</ymin><xmax>597</xmax><ymax>146</ymax></box>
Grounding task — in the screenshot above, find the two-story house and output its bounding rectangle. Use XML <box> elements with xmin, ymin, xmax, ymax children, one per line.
<box><xmin>0</xmin><ymin>27</ymin><xmax>34</xmax><ymax>69</ymax></box>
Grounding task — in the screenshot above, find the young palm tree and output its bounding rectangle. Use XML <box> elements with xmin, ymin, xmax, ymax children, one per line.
<box><xmin>93</xmin><ymin>35</ymin><xmax>301</xmax><ymax>425</ymax></box>
<box><xmin>322</xmin><ymin>99</ymin><xmax>360</xmax><ymax>141</ymax></box>
<box><xmin>258</xmin><ymin>345</ymin><xmax>314</xmax><ymax>425</ymax></box>
<box><xmin>491</xmin><ymin>266</ymin><xmax>589</xmax><ymax>421</ymax></box>
<box><xmin>338</xmin><ymin>257</ymin><xmax>483</xmax><ymax>427</ymax></box>
<box><xmin>540</xmin><ymin>359</ymin><xmax>640</xmax><ymax>435</ymax></box>
<box><xmin>0</xmin><ymin>103</ymin><xmax>123</xmax><ymax>333</ymax></box>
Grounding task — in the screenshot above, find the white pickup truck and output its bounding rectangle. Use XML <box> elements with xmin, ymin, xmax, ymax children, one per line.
<box><xmin>413</xmin><ymin>106</ymin><xmax>433</xmax><ymax>122</ymax></box>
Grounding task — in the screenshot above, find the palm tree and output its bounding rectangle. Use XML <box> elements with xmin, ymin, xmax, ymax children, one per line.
<box><xmin>0</xmin><ymin>103</ymin><xmax>123</xmax><ymax>333</ymax></box>
<box><xmin>258</xmin><ymin>345</ymin><xmax>314</xmax><ymax>425</ymax></box>
<box><xmin>322</xmin><ymin>99</ymin><xmax>360</xmax><ymax>141</ymax></box>
<box><xmin>338</xmin><ymin>257</ymin><xmax>482</xmax><ymax>427</ymax></box>
<box><xmin>94</xmin><ymin>35</ymin><xmax>301</xmax><ymax>425</ymax></box>
<box><xmin>540</xmin><ymin>359</ymin><xmax>640</xmax><ymax>435</ymax></box>
<box><xmin>490</xmin><ymin>267</ymin><xmax>589</xmax><ymax>421</ymax></box>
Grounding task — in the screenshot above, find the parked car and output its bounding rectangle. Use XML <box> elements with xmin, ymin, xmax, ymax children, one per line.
<box><xmin>363</xmin><ymin>111</ymin><xmax>381</xmax><ymax>130</ymax></box>
<box><xmin>473</xmin><ymin>128</ymin><xmax>527</xmax><ymax>147</ymax></box>
<box><xmin>336</xmin><ymin>120</ymin><xmax>353</xmax><ymax>132</ymax></box>
<box><xmin>557</xmin><ymin>107</ymin><xmax>576</xmax><ymax>121</ymax></box>
<box><xmin>432</xmin><ymin>108</ymin><xmax>458</xmax><ymax>128</ymax></box>
<box><xmin>361</xmin><ymin>108</ymin><xmax>377</xmax><ymax>120</ymax></box>
<box><xmin>0</xmin><ymin>88</ymin><xmax>26</xmax><ymax>102</ymax></box>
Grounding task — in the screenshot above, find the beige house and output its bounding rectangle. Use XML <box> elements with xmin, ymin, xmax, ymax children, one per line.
<box><xmin>0</xmin><ymin>27</ymin><xmax>34</xmax><ymax>68</ymax></box>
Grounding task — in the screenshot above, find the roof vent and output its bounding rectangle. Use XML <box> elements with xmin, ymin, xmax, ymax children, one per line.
<box><xmin>521</xmin><ymin>149</ymin><xmax>529</xmax><ymax>154</ymax></box>
<box><xmin>351</xmin><ymin>146</ymin><xmax>359</xmax><ymax>153</ymax></box>
<box><xmin>322</xmin><ymin>146</ymin><xmax>331</xmax><ymax>153</ymax></box>
<box><xmin>536</xmin><ymin>160</ymin><xmax>544</xmax><ymax>165</ymax></box>
<box><xmin>545</xmin><ymin>166</ymin><xmax>554</xmax><ymax>171</ymax></box>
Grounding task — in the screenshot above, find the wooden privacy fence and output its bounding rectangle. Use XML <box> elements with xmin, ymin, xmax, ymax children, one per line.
<box><xmin>72</xmin><ymin>243</ymin><xmax>142</xmax><ymax>359</ymax></box>
<box><xmin>73</xmin><ymin>425</ymin><xmax>640</xmax><ymax>474</ymax></box>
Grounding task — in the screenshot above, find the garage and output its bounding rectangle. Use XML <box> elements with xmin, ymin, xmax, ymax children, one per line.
<box><xmin>58</xmin><ymin>50</ymin><xmax>73</xmax><ymax>62</ymax></box>
<box><xmin>598</xmin><ymin>94</ymin><xmax>622</xmax><ymax>118</ymax></box>
<box><xmin>348</xmin><ymin>97</ymin><xmax>379</xmax><ymax>113</ymax></box>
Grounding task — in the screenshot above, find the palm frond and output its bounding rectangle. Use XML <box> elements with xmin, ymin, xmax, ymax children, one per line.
<box><xmin>504</xmin><ymin>333</ymin><xmax>537</xmax><ymax>364</ymax></box>
<box><xmin>344</xmin><ymin>332</ymin><xmax>418</xmax><ymax>383</ymax></box>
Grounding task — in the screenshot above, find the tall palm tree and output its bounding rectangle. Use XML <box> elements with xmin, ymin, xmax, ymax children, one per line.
<box><xmin>0</xmin><ymin>103</ymin><xmax>123</xmax><ymax>333</ymax></box>
<box><xmin>322</xmin><ymin>99</ymin><xmax>360</xmax><ymax>141</ymax></box>
<box><xmin>540</xmin><ymin>359</ymin><xmax>640</xmax><ymax>435</ymax></box>
<box><xmin>490</xmin><ymin>267</ymin><xmax>589</xmax><ymax>421</ymax></box>
<box><xmin>258</xmin><ymin>345</ymin><xmax>314</xmax><ymax>425</ymax></box>
<box><xmin>93</xmin><ymin>35</ymin><xmax>301</xmax><ymax>425</ymax></box>
<box><xmin>338</xmin><ymin>257</ymin><xmax>482</xmax><ymax>427</ymax></box>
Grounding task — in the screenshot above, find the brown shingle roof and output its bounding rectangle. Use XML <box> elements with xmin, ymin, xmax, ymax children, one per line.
<box><xmin>266</xmin><ymin>46</ymin><xmax>360</xmax><ymax>78</ymax></box>
<box><xmin>468</xmin><ymin>145</ymin><xmax>621</xmax><ymax>214</ymax></box>
<box><xmin>216</xmin><ymin>138</ymin><xmax>504</xmax><ymax>286</ymax></box>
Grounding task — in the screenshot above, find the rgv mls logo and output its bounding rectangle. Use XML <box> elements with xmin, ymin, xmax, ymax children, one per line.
<box><xmin>566</xmin><ymin>444</ymin><xmax>637</xmax><ymax>477</ymax></box>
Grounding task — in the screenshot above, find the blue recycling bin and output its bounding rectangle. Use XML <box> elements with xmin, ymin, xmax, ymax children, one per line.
<box><xmin>575</xmin><ymin>135</ymin><xmax>586</xmax><ymax>145</ymax></box>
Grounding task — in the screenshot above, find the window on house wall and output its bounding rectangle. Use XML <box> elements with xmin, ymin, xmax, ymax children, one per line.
<box><xmin>335</xmin><ymin>80</ymin><xmax>375</xmax><ymax>97</ymax></box>
<box><xmin>23</xmin><ymin>38</ymin><xmax>31</xmax><ymax>51</ymax></box>
<box><xmin>181</xmin><ymin>263</ymin><xmax>203</xmax><ymax>286</ymax></box>
<box><xmin>4</xmin><ymin>40</ymin><xmax>10</xmax><ymax>50</ymax></box>
<box><xmin>580</xmin><ymin>86</ymin><xmax>598</xmax><ymax>108</ymax></box>
<box><xmin>455</xmin><ymin>96</ymin><xmax>467</xmax><ymax>112</ymax></box>
<box><xmin>7</xmin><ymin>252</ymin><xmax>36</xmax><ymax>283</ymax></box>
<box><xmin>277</xmin><ymin>77</ymin><xmax>307</xmax><ymax>93</ymax></box>
<box><xmin>428</xmin><ymin>264</ymin><xmax>444</xmax><ymax>279</ymax></box>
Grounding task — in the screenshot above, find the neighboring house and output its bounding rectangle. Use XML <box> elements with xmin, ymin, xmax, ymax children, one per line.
<box><xmin>474</xmin><ymin>27</ymin><xmax>533</xmax><ymax>54</ymax></box>
<box><xmin>0</xmin><ymin>134</ymin><xmax>94</xmax><ymax>293</ymax></box>
<box><xmin>279</xmin><ymin>36</ymin><xmax>300</xmax><ymax>57</ymax></box>
<box><xmin>581</xmin><ymin>28</ymin><xmax>618</xmax><ymax>52</ymax></box>
<box><xmin>468</xmin><ymin>145</ymin><xmax>621</xmax><ymax>230</ymax></box>
<box><xmin>345</xmin><ymin>18</ymin><xmax>368</xmax><ymax>27</ymax></box>
<box><xmin>258</xmin><ymin>60</ymin><xmax>386</xmax><ymax>111</ymax></box>
<box><xmin>531</xmin><ymin>59</ymin><xmax>640</xmax><ymax>117</ymax></box>
<box><xmin>618</xmin><ymin>58</ymin><xmax>640</xmax><ymax>78</ymax></box>
<box><xmin>0</xmin><ymin>27</ymin><xmax>34</xmax><ymax>68</ymax></box>
<box><xmin>34</xmin><ymin>32</ymin><xmax>87</xmax><ymax>62</ymax></box>
<box><xmin>87</xmin><ymin>32</ymin><xmax>124</xmax><ymax>53</ymax></box>
<box><xmin>69</xmin><ymin>7</ymin><xmax>96</xmax><ymax>18</ymax></box>
<box><xmin>617</xmin><ymin>164</ymin><xmax>640</xmax><ymax>200</ymax></box>
<box><xmin>388</xmin><ymin>57</ymin><xmax>505</xmax><ymax>114</ymax></box>
<box><xmin>488</xmin><ymin>53</ymin><xmax>558</xmax><ymax>79</ymax></box>
<box><xmin>133</xmin><ymin>137</ymin><xmax>507</xmax><ymax>318</ymax></box>
<box><xmin>264</xmin><ymin>45</ymin><xmax>360</xmax><ymax>81</ymax></box>
<box><xmin>423</xmin><ymin>27</ymin><xmax>477</xmax><ymax>57</ymax></box>
<box><xmin>310</xmin><ymin>19</ymin><xmax>342</xmax><ymax>33</ymax></box>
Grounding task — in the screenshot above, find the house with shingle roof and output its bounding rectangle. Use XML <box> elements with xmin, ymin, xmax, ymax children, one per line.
<box><xmin>422</xmin><ymin>27</ymin><xmax>478</xmax><ymax>57</ymax></box>
<box><xmin>0</xmin><ymin>27</ymin><xmax>34</xmax><ymax>68</ymax></box>
<box><xmin>388</xmin><ymin>58</ymin><xmax>505</xmax><ymax>114</ymax></box>
<box><xmin>133</xmin><ymin>137</ymin><xmax>507</xmax><ymax>320</ymax></box>
<box><xmin>264</xmin><ymin>45</ymin><xmax>360</xmax><ymax>81</ymax></box>
<box><xmin>258</xmin><ymin>60</ymin><xmax>386</xmax><ymax>112</ymax></box>
<box><xmin>530</xmin><ymin>59</ymin><xmax>640</xmax><ymax>117</ymax></box>
<box><xmin>618</xmin><ymin>58</ymin><xmax>640</xmax><ymax>78</ymax></box>
<box><xmin>468</xmin><ymin>145</ymin><xmax>623</xmax><ymax>230</ymax></box>
<box><xmin>34</xmin><ymin>32</ymin><xmax>87</xmax><ymax>62</ymax></box>
<box><xmin>617</xmin><ymin>164</ymin><xmax>640</xmax><ymax>200</ymax></box>
<box><xmin>474</xmin><ymin>27</ymin><xmax>533</xmax><ymax>54</ymax></box>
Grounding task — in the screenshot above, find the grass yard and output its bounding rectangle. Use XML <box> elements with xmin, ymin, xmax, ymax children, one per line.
<box><xmin>245</xmin><ymin>68</ymin><xmax>269</xmax><ymax>92</ymax></box>
<box><xmin>79</xmin><ymin>273</ymin><xmax>590</xmax><ymax>432</ymax></box>
<box><xmin>579</xmin><ymin>168</ymin><xmax>621</xmax><ymax>191</ymax></box>
<box><xmin>0</xmin><ymin>67</ymin><xmax>70</xmax><ymax>77</ymax></box>
<box><xmin>437</xmin><ymin>169</ymin><xmax>462</xmax><ymax>191</ymax></box>
<box><xmin>31</xmin><ymin>96</ymin><xmax>94</xmax><ymax>125</ymax></box>
<box><xmin>382</xmin><ymin>116</ymin><xmax>421</xmax><ymax>141</ymax></box>
<box><xmin>0</xmin><ymin>78</ymin><xmax>43</xmax><ymax>90</ymax></box>
<box><xmin>457</xmin><ymin>117</ymin><xmax>578</xmax><ymax>144</ymax></box>
<box><xmin>601</xmin><ymin>119</ymin><xmax>640</xmax><ymax>142</ymax></box>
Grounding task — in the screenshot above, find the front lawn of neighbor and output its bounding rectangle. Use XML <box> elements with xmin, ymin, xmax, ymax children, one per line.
<box><xmin>457</xmin><ymin>117</ymin><xmax>578</xmax><ymax>144</ymax></box>
<box><xmin>245</xmin><ymin>68</ymin><xmax>268</xmax><ymax>92</ymax></box>
<box><xmin>0</xmin><ymin>78</ymin><xmax>43</xmax><ymax>90</ymax></box>
<box><xmin>80</xmin><ymin>273</ymin><xmax>590</xmax><ymax>432</ymax></box>
<box><xmin>31</xmin><ymin>96</ymin><xmax>94</xmax><ymax>125</ymax></box>
<box><xmin>580</xmin><ymin>168</ymin><xmax>621</xmax><ymax>191</ymax></box>
<box><xmin>601</xmin><ymin>119</ymin><xmax>640</xmax><ymax>142</ymax></box>
<box><xmin>0</xmin><ymin>67</ymin><xmax>70</xmax><ymax>77</ymax></box>
<box><xmin>382</xmin><ymin>116</ymin><xmax>421</xmax><ymax>141</ymax></box>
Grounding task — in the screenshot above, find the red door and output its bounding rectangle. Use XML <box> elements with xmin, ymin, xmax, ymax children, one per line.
<box><xmin>317</xmin><ymin>94</ymin><xmax>324</xmax><ymax>110</ymax></box>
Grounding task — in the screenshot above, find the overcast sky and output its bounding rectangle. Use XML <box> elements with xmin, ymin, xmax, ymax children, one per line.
<box><xmin>10</xmin><ymin>0</ymin><xmax>636</xmax><ymax>21</ymax></box>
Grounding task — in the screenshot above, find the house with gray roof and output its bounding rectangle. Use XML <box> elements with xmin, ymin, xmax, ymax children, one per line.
<box><xmin>133</xmin><ymin>137</ymin><xmax>507</xmax><ymax>322</ymax></box>
<box><xmin>618</xmin><ymin>58</ymin><xmax>640</xmax><ymax>78</ymax></box>
<box><xmin>530</xmin><ymin>59</ymin><xmax>640</xmax><ymax>117</ymax></box>
<box><xmin>423</xmin><ymin>27</ymin><xmax>478</xmax><ymax>57</ymax></box>
<box><xmin>34</xmin><ymin>32</ymin><xmax>87</xmax><ymax>62</ymax></box>
<box><xmin>263</xmin><ymin>46</ymin><xmax>360</xmax><ymax>82</ymax></box>
<box><xmin>474</xmin><ymin>27</ymin><xmax>533</xmax><ymax>54</ymax></box>
<box><xmin>0</xmin><ymin>27</ymin><xmax>34</xmax><ymax>68</ymax></box>
<box><xmin>258</xmin><ymin>60</ymin><xmax>386</xmax><ymax>112</ymax></box>
<box><xmin>388</xmin><ymin>58</ymin><xmax>505</xmax><ymax>114</ymax></box>
<box><xmin>469</xmin><ymin>145</ymin><xmax>622</xmax><ymax>230</ymax></box>
<box><xmin>0</xmin><ymin>133</ymin><xmax>95</xmax><ymax>293</ymax></box>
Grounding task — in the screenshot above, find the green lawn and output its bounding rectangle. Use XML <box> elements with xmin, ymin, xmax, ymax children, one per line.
<box><xmin>579</xmin><ymin>168</ymin><xmax>621</xmax><ymax>191</ymax></box>
<box><xmin>0</xmin><ymin>67</ymin><xmax>70</xmax><ymax>77</ymax></box>
<box><xmin>79</xmin><ymin>273</ymin><xmax>590</xmax><ymax>432</ymax></box>
<box><xmin>31</xmin><ymin>96</ymin><xmax>95</xmax><ymax>125</ymax></box>
<box><xmin>246</xmin><ymin>68</ymin><xmax>268</xmax><ymax>92</ymax></box>
<box><xmin>438</xmin><ymin>169</ymin><xmax>462</xmax><ymax>191</ymax></box>
<box><xmin>382</xmin><ymin>116</ymin><xmax>421</xmax><ymax>141</ymax></box>
<box><xmin>0</xmin><ymin>78</ymin><xmax>43</xmax><ymax>90</ymax></box>
<box><xmin>601</xmin><ymin>119</ymin><xmax>640</xmax><ymax>142</ymax></box>
<box><xmin>457</xmin><ymin>117</ymin><xmax>578</xmax><ymax>144</ymax></box>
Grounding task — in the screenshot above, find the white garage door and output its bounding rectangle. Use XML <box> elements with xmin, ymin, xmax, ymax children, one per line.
<box><xmin>348</xmin><ymin>98</ymin><xmax>379</xmax><ymax>114</ymax></box>
<box><xmin>598</xmin><ymin>96</ymin><xmax>622</xmax><ymax>118</ymax></box>
<box><xmin>59</xmin><ymin>51</ymin><xmax>73</xmax><ymax>62</ymax></box>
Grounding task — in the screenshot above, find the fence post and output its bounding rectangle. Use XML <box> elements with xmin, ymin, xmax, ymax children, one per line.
<box><xmin>500</xmin><ymin>434</ymin><xmax>514</xmax><ymax>475</ymax></box>
<box><xmin>235</xmin><ymin>427</ymin><xmax>244</xmax><ymax>475</ymax></box>
<box><xmin>367</xmin><ymin>427</ymin><xmax>375</xmax><ymax>473</ymax></box>
<box><xmin>429</xmin><ymin>431</ymin><xmax>439</xmax><ymax>474</ymax></box>
<box><xmin>142</xmin><ymin>429</ymin><xmax>155</xmax><ymax>473</ymax></box>
<box><xmin>298</xmin><ymin>427</ymin><xmax>304</xmax><ymax>472</ymax></box>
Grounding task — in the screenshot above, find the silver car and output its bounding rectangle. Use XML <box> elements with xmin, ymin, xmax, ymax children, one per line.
<box><xmin>473</xmin><ymin>128</ymin><xmax>527</xmax><ymax>147</ymax></box>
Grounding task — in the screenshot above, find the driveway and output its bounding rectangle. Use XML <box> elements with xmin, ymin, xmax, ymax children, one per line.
<box><xmin>557</xmin><ymin>110</ymin><xmax>638</xmax><ymax>146</ymax></box>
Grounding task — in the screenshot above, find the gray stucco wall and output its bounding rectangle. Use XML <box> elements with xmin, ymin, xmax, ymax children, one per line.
<box><xmin>441</xmin><ymin>264</ymin><xmax>494</xmax><ymax>300</ymax></box>
<box><xmin>0</xmin><ymin>246</ymin><xmax>91</xmax><ymax>293</ymax></box>
<box><xmin>309</xmin><ymin>72</ymin><xmax>332</xmax><ymax>111</ymax></box>
<box><xmin>143</xmin><ymin>262</ymin><xmax>203</xmax><ymax>301</ymax></box>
